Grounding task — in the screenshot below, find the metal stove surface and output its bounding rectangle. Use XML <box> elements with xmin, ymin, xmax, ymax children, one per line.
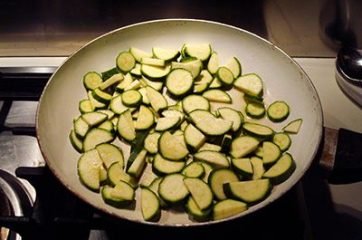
<box><xmin>0</xmin><ymin>57</ymin><xmax>361</xmax><ymax>240</ymax></box>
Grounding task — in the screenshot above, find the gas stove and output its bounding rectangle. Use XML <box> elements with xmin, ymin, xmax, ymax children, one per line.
<box><xmin>0</xmin><ymin>57</ymin><xmax>361</xmax><ymax>240</ymax></box>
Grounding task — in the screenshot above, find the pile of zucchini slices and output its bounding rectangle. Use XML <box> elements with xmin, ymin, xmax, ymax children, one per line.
<box><xmin>69</xmin><ymin>43</ymin><xmax>303</xmax><ymax>222</ymax></box>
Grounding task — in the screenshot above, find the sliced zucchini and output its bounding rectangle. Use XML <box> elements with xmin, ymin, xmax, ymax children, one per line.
<box><xmin>202</xmin><ymin>89</ymin><xmax>232</xmax><ymax>103</ymax></box>
<box><xmin>262</xmin><ymin>141</ymin><xmax>281</xmax><ymax>166</ymax></box>
<box><xmin>158</xmin><ymin>131</ymin><xmax>189</xmax><ymax>161</ymax></box>
<box><xmin>182</xmin><ymin>95</ymin><xmax>210</xmax><ymax>114</ymax></box>
<box><xmin>79</xmin><ymin>99</ymin><xmax>94</xmax><ymax>114</ymax></box>
<box><xmin>207</xmin><ymin>52</ymin><xmax>219</xmax><ymax>74</ymax></box>
<box><xmin>148</xmin><ymin>177</ymin><xmax>168</xmax><ymax>208</ymax></box>
<box><xmin>140</xmin><ymin>76</ymin><xmax>164</xmax><ymax>92</ymax></box>
<box><xmin>129</xmin><ymin>47</ymin><xmax>152</xmax><ymax>63</ymax></box>
<box><xmin>115</xmin><ymin>73</ymin><xmax>134</xmax><ymax>92</ymax></box>
<box><xmin>230</xmin><ymin>135</ymin><xmax>260</xmax><ymax>158</ymax></box>
<box><xmin>171</xmin><ymin>59</ymin><xmax>203</xmax><ymax>79</ymax></box>
<box><xmin>193</xmin><ymin>83</ymin><xmax>209</xmax><ymax>93</ymax></box>
<box><xmin>88</xmin><ymin>90</ymin><xmax>106</xmax><ymax>109</ymax></box>
<box><xmin>242</xmin><ymin>122</ymin><xmax>274</xmax><ymax>139</ymax></box>
<box><xmin>146</xmin><ymin>86</ymin><xmax>168</xmax><ymax>112</ymax></box>
<box><xmin>193</xmin><ymin>151</ymin><xmax>230</xmax><ymax>168</ymax></box>
<box><xmin>100</xmin><ymin>73</ymin><xmax>124</xmax><ymax>90</ymax></box>
<box><xmin>135</xmin><ymin>105</ymin><xmax>155</xmax><ymax>130</ymax></box>
<box><xmin>251</xmin><ymin>156</ymin><xmax>265</xmax><ymax>180</ymax></box>
<box><xmin>225</xmin><ymin>57</ymin><xmax>242</xmax><ymax>78</ymax></box>
<box><xmin>101</xmin><ymin>181</ymin><xmax>135</xmax><ymax>207</ymax></box>
<box><xmin>144</xmin><ymin>132</ymin><xmax>161</xmax><ymax>154</ymax></box>
<box><xmin>194</xmin><ymin>69</ymin><xmax>213</xmax><ymax>85</ymax></box>
<box><xmin>97</xmin><ymin>109</ymin><xmax>115</xmax><ymax>120</ymax></box>
<box><xmin>124</xmin><ymin>79</ymin><xmax>141</xmax><ymax>91</ymax></box>
<box><xmin>245</xmin><ymin>102</ymin><xmax>265</xmax><ymax>119</ymax></box>
<box><xmin>217</xmin><ymin>107</ymin><xmax>244</xmax><ymax>132</ymax></box>
<box><xmin>198</xmin><ymin>142</ymin><xmax>222</xmax><ymax>152</ymax></box>
<box><xmin>189</xmin><ymin>110</ymin><xmax>232</xmax><ymax>136</ymax></box>
<box><xmin>130</xmin><ymin>63</ymin><xmax>142</xmax><ymax>76</ymax></box>
<box><xmin>209</xmin><ymin>77</ymin><xmax>223</xmax><ymax>89</ymax></box>
<box><xmin>83</xmin><ymin>71</ymin><xmax>102</xmax><ymax>90</ymax></box>
<box><xmin>224</xmin><ymin>179</ymin><xmax>271</xmax><ymax>203</ymax></box>
<box><xmin>81</xmin><ymin>112</ymin><xmax>107</xmax><ymax>127</ymax></box>
<box><xmin>263</xmin><ymin>152</ymin><xmax>296</xmax><ymax>184</ymax></box>
<box><xmin>77</xmin><ymin>149</ymin><xmax>104</xmax><ymax>191</ymax></box>
<box><xmin>267</xmin><ymin>101</ymin><xmax>290</xmax><ymax>122</ymax></box>
<box><xmin>184</xmin><ymin>43</ymin><xmax>212</xmax><ymax>61</ymax></box>
<box><xmin>107</xmin><ymin>161</ymin><xmax>138</xmax><ymax>188</ymax></box>
<box><xmin>117</xmin><ymin>110</ymin><xmax>136</xmax><ymax>142</ymax></box>
<box><xmin>141</xmin><ymin>57</ymin><xmax>166</xmax><ymax>67</ymax></box>
<box><xmin>138</xmin><ymin>87</ymin><xmax>150</xmax><ymax>105</ymax></box>
<box><xmin>101</xmin><ymin>67</ymin><xmax>119</xmax><ymax>81</ymax></box>
<box><xmin>184</xmin><ymin>123</ymin><xmax>207</xmax><ymax>150</ymax></box>
<box><xmin>141</xmin><ymin>64</ymin><xmax>171</xmax><ymax>79</ymax></box>
<box><xmin>184</xmin><ymin>178</ymin><xmax>213</xmax><ymax>210</ymax></box>
<box><xmin>234</xmin><ymin>73</ymin><xmax>263</xmax><ymax>97</ymax></box>
<box><xmin>83</xmin><ymin>128</ymin><xmax>114</xmax><ymax>152</ymax></box>
<box><xmin>161</xmin><ymin>109</ymin><xmax>185</xmax><ymax>121</ymax></box>
<box><xmin>152</xmin><ymin>154</ymin><xmax>186</xmax><ymax>175</ymax></box>
<box><xmin>213</xmin><ymin>199</ymin><xmax>248</xmax><ymax>221</ymax></box>
<box><xmin>231</xmin><ymin>158</ymin><xmax>253</xmax><ymax>179</ymax></box>
<box><xmin>141</xmin><ymin>187</ymin><xmax>161</xmax><ymax>221</ymax></box>
<box><xmin>185</xmin><ymin>196</ymin><xmax>211</xmax><ymax>221</ymax></box>
<box><xmin>116</xmin><ymin>51</ymin><xmax>136</xmax><ymax>73</ymax></box>
<box><xmin>74</xmin><ymin>116</ymin><xmax>89</xmax><ymax>138</ymax></box>
<box><xmin>155</xmin><ymin>116</ymin><xmax>181</xmax><ymax>132</ymax></box>
<box><xmin>127</xmin><ymin>149</ymin><xmax>148</xmax><ymax>178</ymax></box>
<box><xmin>159</xmin><ymin>173</ymin><xmax>189</xmax><ymax>203</ymax></box>
<box><xmin>110</xmin><ymin>95</ymin><xmax>128</xmax><ymax>114</ymax></box>
<box><xmin>152</xmin><ymin>47</ymin><xmax>180</xmax><ymax>61</ymax></box>
<box><xmin>121</xmin><ymin>89</ymin><xmax>142</xmax><ymax>107</ymax></box>
<box><xmin>216</xmin><ymin>66</ymin><xmax>234</xmax><ymax>86</ymax></box>
<box><xmin>166</xmin><ymin>69</ymin><xmax>194</xmax><ymax>96</ymax></box>
<box><xmin>69</xmin><ymin>129</ymin><xmax>83</xmax><ymax>153</ymax></box>
<box><xmin>283</xmin><ymin>118</ymin><xmax>303</xmax><ymax>134</ymax></box>
<box><xmin>96</xmin><ymin>143</ymin><xmax>124</xmax><ymax>169</ymax></box>
<box><xmin>182</xmin><ymin>162</ymin><xmax>205</xmax><ymax>178</ymax></box>
<box><xmin>272</xmin><ymin>132</ymin><xmax>291</xmax><ymax>152</ymax></box>
<box><xmin>208</xmin><ymin>168</ymin><xmax>239</xmax><ymax>200</ymax></box>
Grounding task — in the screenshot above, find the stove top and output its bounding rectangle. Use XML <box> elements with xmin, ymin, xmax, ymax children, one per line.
<box><xmin>0</xmin><ymin>57</ymin><xmax>361</xmax><ymax>240</ymax></box>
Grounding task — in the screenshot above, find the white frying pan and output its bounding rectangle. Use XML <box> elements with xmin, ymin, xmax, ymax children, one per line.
<box><xmin>36</xmin><ymin>19</ymin><xmax>323</xmax><ymax>226</ymax></box>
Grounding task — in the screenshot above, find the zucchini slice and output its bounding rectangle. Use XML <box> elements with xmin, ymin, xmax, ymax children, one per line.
<box><xmin>251</xmin><ymin>156</ymin><xmax>265</xmax><ymax>180</ymax></box>
<box><xmin>242</xmin><ymin>122</ymin><xmax>274</xmax><ymax>139</ymax></box>
<box><xmin>141</xmin><ymin>64</ymin><xmax>171</xmax><ymax>79</ymax></box>
<box><xmin>144</xmin><ymin>132</ymin><xmax>161</xmax><ymax>154</ymax></box>
<box><xmin>272</xmin><ymin>132</ymin><xmax>291</xmax><ymax>152</ymax></box>
<box><xmin>101</xmin><ymin>181</ymin><xmax>135</xmax><ymax>207</ymax></box>
<box><xmin>152</xmin><ymin>47</ymin><xmax>180</xmax><ymax>61</ymax></box>
<box><xmin>100</xmin><ymin>73</ymin><xmax>124</xmax><ymax>90</ymax></box>
<box><xmin>207</xmin><ymin>52</ymin><xmax>219</xmax><ymax>74</ymax></box>
<box><xmin>189</xmin><ymin>110</ymin><xmax>232</xmax><ymax>136</ymax></box>
<box><xmin>115</xmin><ymin>73</ymin><xmax>134</xmax><ymax>92</ymax></box>
<box><xmin>231</xmin><ymin>158</ymin><xmax>253</xmax><ymax>179</ymax></box>
<box><xmin>182</xmin><ymin>95</ymin><xmax>210</xmax><ymax>114</ymax></box>
<box><xmin>74</xmin><ymin>116</ymin><xmax>90</xmax><ymax>139</ymax></box>
<box><xmin>152</xmin><ymin>154</ymin><xmax>186</xmax><ymax>175</ymax></box>
<box><xmin>158</xmin><ymin>131</ymin><xmax>189</xmax><ymax>161</ymax></box>
<box><xmin>185</xmin><ymin>196</ymin><xmax>211</xmax><ymax>221</ymax></box>
<box><xmin>245</xmin><ymin>102</ymin><xmax>265</xmax><ymax>119</ymax></box>
<box><xmin>96</xmin><ymin>143</ymin><xmax>124</xmax><ymax>169</ymax></box>
<box><xmin>130</xmin><ymin>47</ymin><xmax>152</xmax><ymax>63</ymax></box>
<box><xmin>127</xmin><ymin>149</ymin><xmax>148</xmax><ymax>178</ymax></box>
<box><xmin>135</xmin><ymin>105</ymin><xmax>155</xmax><ymax>130</ymax></box>
<box><xmin>155</xmin><ymin>116</ymin><xmax>181</xmax><ymax>132</ymax></box>
<box><xmin>79</xmin><ymin>99</ymin><xmax>95</xmax><ymax>114</ymax></box>
<box><xmin>77</xmin><ymin>149</ymin><xmax>104</xmax><ymax>191</ymax></box>
<box><xmin>283</xmin><ymin>118</ymin><xmax>303</xmax><ymax>134</ymax></box>
<box><xmin>159</xmin><ymin>173</ymin><xmax>189</xmax><ymax>203</ymax></box>
<box><xmin>110</xmin><ymin>95</ymin><xmax>129</xmax><ymax>114</ymax></box>
<box><xmin>117</xmin><ymin>110</ymin><xmax>136</xmax><ymax>142</ymax></box>
<box><xmin>225</xmin><ymin>57</ymin><xmax>242</xmax><ymax>78</ymax></box>
<box><xmin>107</xmin><ymin>162</ymin><xmax>138</xmax><ymax>188</ymax></box>
<box><xmin>141</xmin><ymin>187</ymin><xmax>161</xmax><ymax>221</ymax></box>
<box><xmin>182</xmin><ymin>162</ymin><xmax>205</xmax><ymax>178</ymax></box>
<box><xmin>262</xmin><ymin>141</ymin><xmax>281</xmax><ymax>166</ymax></box>
<box><xmin>234</xmin><ymin>73</ymin><xmax>263</xmax><ymax>97</ymax></box>
<box><xmin>121</xmin><ymin>89</ymin><xmax>142</xmax><ymax>107</ymax></box>
<box><xmin>217</xmin><ymin>107</ymin><xmax>244</xmax><ymax>132</ymax></box>
<box><xmin>145</xmin><ymin>86</ymin><xmax>168</xmax><ymax>112</ymax></box>
<box><xmin>69</xmin><ymin>129</ymin><xmax>83</xmax><ymax>153</ymax></box>
<box><xmin>208</xmin><ymin>168</ymin><xmax>239</xmax><ymax>200</ymax></box>
<box><xmin>83</xmin><ymin>128</ymin><xmax>114</xmax><ymax>152</ymax></box>
<box><xmin>213</xmin><ymin>199</ymin><xmax>248</xmax><ymax>221</ymax></box>
<box><xmin>171</xmin><ymin>59</ymin><xmax>203</xmax><ymax>79</ymax></box>
<box><xmin>166</xmin><ymin>69</ymin><xmax>194</xmax><ymax>96</ymax></box>
<box><xmin>216</xmin><ymin>66</ymin><xmax>235</xmax><ymax>86</ymax></box>
<box><xmin>224</xmin><ymin>179</ymin><xmax>271</xmax><ymax>203</ymax></box>
<box><xmin>184</xmin><ymin>123</ymin><xmax>207</xmax><ymax>150</ymax></box>
<box><xmin>141</xmin><ymin>57</ymin><xmax>166</xmax><ymax>67</ymax></box>
<box><xmin>184</xmin><ymin>178</ymin><xmax>213</xmax><ymax>210</ymax></box>
<box><xmin>81</xmin><ymin>112</ymin><xmax>108</xmax><ymax>127</ymax></box>
<box><xmin>202</xmin><ymin>89</ymin><xmax>232</xmax><ymax>103</ymax></box>
<box><xmin>263</xmin><ymin>152</ymin><xmax>296</xmax><ymax>184</ymax></box>
<box><xmin>184</xmin><ymin>43</ymin><xmax>212</xmax><ymax>61</ymax></box>
<box><xmin>267</xmin><ymin>101</ymin><xmax>290</xmax><ymax>122</ymax></box>
<box><xmin>116</xmin><ymin>51</ymin><xmax>136</xmax><ymax>73</ymax></box>
<box><xmin>230</xmin><ymin>135</ymin><xmax>260</xmax><ymax>158</ymax></box>
<box><xmin>193</xmin><ymin>151</ymin><xmax>230</xmax><ymax>168</ymax></box>
<box><xmin>83</xmin><ymin>71</ymin><xmax>102</xmax><ymax>90</ymax></box>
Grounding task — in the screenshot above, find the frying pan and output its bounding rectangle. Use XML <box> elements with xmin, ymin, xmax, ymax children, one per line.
<box><xmin>36</xmin><ymin>19</ymin><xmax>323</xmax><ymax>226</ymax></box>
